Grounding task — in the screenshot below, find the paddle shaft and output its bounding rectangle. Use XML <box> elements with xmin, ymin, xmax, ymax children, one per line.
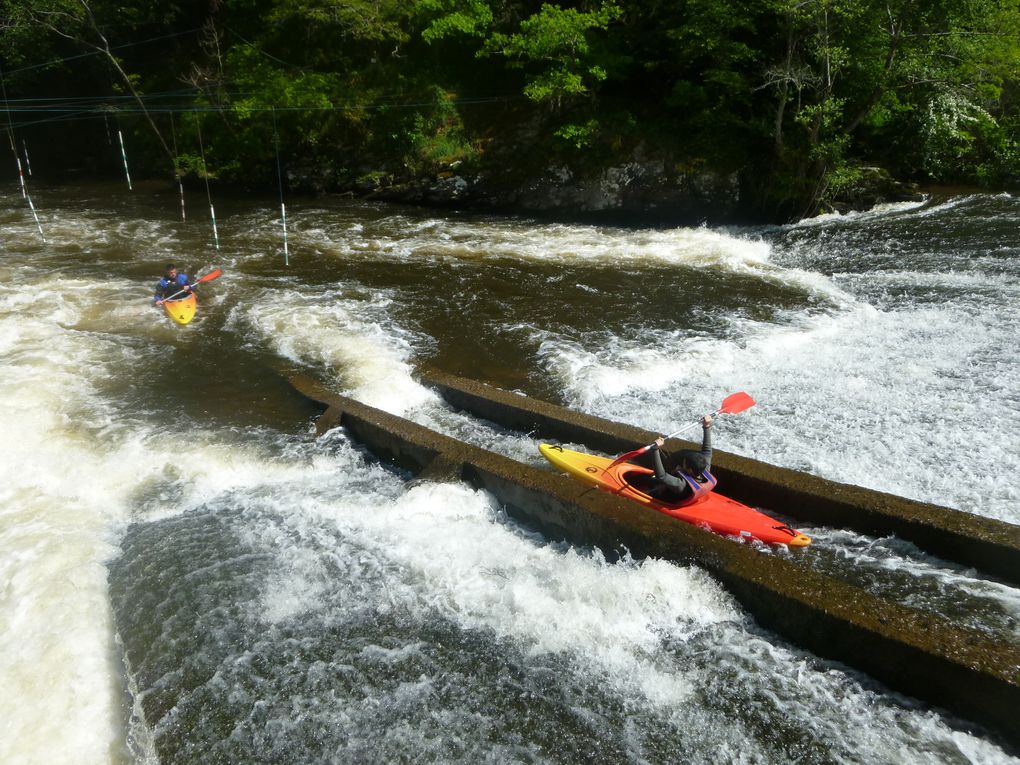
<box><xmin>162</xmin><ymin>284</ymin><xmax>194</xmax><ymax>302</ymax></box>
<box><xmin>606</xmin><ymin>391</ymin><xmax>756</xmax><ymax>469</ymax></box>
<box><xmin>659</xmin><ymin>406</ymin><xmax>726</xmax><ymax>440</ymax></box>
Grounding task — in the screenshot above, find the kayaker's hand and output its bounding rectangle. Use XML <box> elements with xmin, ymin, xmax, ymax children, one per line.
<box><xmin>155</xmin><ymin>299</ymin><xmax>164</xmax><ymax>306</ymax></box>
<box><xmin>702</xmin><ymin>415</ymin><xmax>713</xmax><ymax>428</ymax></box>
<box><xmin>654</xmin><ymin>437</ymin><xmax>665</xmax><ymax>448</ymax></box>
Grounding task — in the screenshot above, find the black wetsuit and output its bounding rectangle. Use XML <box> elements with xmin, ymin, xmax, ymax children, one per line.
<box><xmin>649</xmin><ymin>424</ymin><xmax>713</xmax><ymax>501</ymax></box>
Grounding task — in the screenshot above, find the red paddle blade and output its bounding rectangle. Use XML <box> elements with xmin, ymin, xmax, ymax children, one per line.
<box><xmin>719</xmin><ymin>391</ymin><xmax>755</xmax><ymax>415</ymax></box>
<box><xmin>197</xmin><ymin>268</ymin><xmax>223</xmax><ymax>284</ymax></box>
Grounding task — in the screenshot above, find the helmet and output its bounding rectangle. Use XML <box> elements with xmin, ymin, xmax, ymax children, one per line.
<box><xmin>676</xmin><ymin>450</ymin><xmax>707</xmax><ymax>476</ymax></box>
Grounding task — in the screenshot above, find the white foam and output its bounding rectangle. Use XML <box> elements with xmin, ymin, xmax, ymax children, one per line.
<box><xmin>541</xmin><ymin>289</ymin><xmax>1020</xmax><ymax>524</ymax></box>
<box><xmin>228</xmin><ymin>287</ymin><xmax>437</xmax><ymax>415</ymax></box>
<box><xmin>0</xmin><ymin>269</ymin><xmax>323</xmax><ymax>764</ymax></box>
<box><xmin>308</xmin><ymin>212</ymin><xmax>764</xmax><ymax>265</ymax></box>
<box><xmin>250</xmin><ymin>471</ymin><xmax>1017</xmax><ymax>762</ymax></box>
<box><xmin>0</xmin><ymin>285</ymin><xmax>136</xmax><ymax>764</ymax></box>
<box><xmin>282</xmin><ymin>479</ymin><xmax>740</xmax><ymax>709</ymax></box>
<box><xmin>790</xmin><ymin>198</ymin><xmax>931</xmax><ymax>228</ymax></box>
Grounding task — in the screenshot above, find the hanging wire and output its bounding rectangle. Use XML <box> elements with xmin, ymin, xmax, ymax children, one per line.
<box><xmin>195</xmin><ymin>117</ymin><xmax>220</xmax><ymax>251</ymax></box>
<box><xmin>272</xmin><ymin>107</ymin><xmax>289</xmax><ymax>266</ymax></box>
<box><xmin>4</xmin><ymin>28</ymin><xmax>203</xmax><ymax>78</ymax></box>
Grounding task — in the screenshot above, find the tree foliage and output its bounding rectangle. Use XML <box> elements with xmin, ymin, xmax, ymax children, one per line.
<box><xmin>1</xmin><ymin>0</ymin><xmax>1017</xmax><ymax>219</ymax></box>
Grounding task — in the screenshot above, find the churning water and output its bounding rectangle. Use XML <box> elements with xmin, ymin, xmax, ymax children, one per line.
<box><xmin>2</xmin><ymin>182</ymin><xmax>1018</xmax><ymax>764</ymax></box>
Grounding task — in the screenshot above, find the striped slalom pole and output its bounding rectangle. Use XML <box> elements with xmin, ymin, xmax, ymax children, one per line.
<box><xmin>25</xmin><ymin>193</ymin><xmax>45</xmax><ymax>242</ymax></box>
<box><xmin>273</xmin><ymin>108</ymin><xmax>290</xmax><ymax>266</ymax></box>
<box><xmin>14</xmin><ymin>154</ymin><xmax>26</xmax><ymax>198</ymax></box>
<box><xmin>21</xmin><ymin>139</ymin><xmax>31</xmax><ymax>176</ymax></box>
<box><xmin>177</xmin><ymin>175</ymin><xmax>186</xmax><ymax>221</ymax></box>
<box><xmin>281</xmin><ymin>202</ymin><xmax>289</xmax><ymax>266</ymax></box>
<box><xmin>2</xmin><ymin>68</ymin><xmax>42</xmax><ymax>241</ymax></box>
<box><xmin>196</xmin><ymin>118</ymin><xmax>219</xmax><ymax>251</ymax></box>
<box><xmin>117</xmin><ymin>129</ymin><xmax>132</xmax><ymax>190</ymax></box>
<box><xmin>170</xmin><ymin>115</ymin><xmax>186</xmax><ymax>221</ymax></box>
<box><xmin>8</xmin><ymin>131</ymin><xmax>25</xmax><ymax>198</ymax></box>
<box><xmin>209</xmin><ymin>203</ymin><xmax>220</xmax><ymax>251</ymax></box>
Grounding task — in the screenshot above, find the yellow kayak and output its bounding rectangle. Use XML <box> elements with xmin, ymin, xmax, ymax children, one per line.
<box><xmin>163</xmin><ymin>292</ymin><xmax>197</xmax><ymax>325</ymax></box>
<box><xmin>539</xmin><ymin>443</ymin><xmax>811</xmax><ymax>547</ymax></box>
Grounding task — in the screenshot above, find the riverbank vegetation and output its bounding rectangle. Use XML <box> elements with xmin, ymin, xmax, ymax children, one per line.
<box><xmin>2</xmin><ymin>0</ymin><xmax>1018</xmax><ymax>221</ymax></box>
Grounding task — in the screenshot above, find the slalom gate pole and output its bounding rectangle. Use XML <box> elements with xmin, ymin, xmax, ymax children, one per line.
<box><xmin>272</xmin><ymin>108</ymin><xmax>290</xmax><ymax>266</ymax></box>
<box><xmin>2</xmin><ymin>67</ymin><xmax>44</xmax><ymax>240</ymax></box>
<box><xmin>117</xmin><ymin>128</ymin><xmax>133</xmax><ymax>190</ymax></box>
<box><xmin>14</xmin><ymin>151</ymin><xmax>26</xmax><ymax>198</ymax></box>
<box><xmin>179</xmin><ymin>177</ymin><xmax>187</xmax><ymax>222</ymax></box>
<box><xmin>4</xmin><ymin>112</ymin><xmax>25</xmax><ymax>198</ymax></box>
<box><xmin>26</xmin><ymin>192</ymin><xmax>46</xmax><ymax>242</ymax></box>
<box><xmin>170</xmin><ymin>114</ymin><xmax>185</xmax><ymax>221</ymax></box>
<box><xmin>196</xmin><ymin>117</ymin><xmax>220</xmax><ymax>251</ymax></box>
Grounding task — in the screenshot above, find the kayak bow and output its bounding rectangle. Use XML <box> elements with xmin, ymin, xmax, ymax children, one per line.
<box><xmin>163</xmin><ymin>292</ymin><xmax>197</xmax><ymax>325</ymax></box>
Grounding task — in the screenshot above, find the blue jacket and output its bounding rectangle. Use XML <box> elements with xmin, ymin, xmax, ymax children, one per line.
<box><xmin>155</xmin><ymin>273</ymin><xmax>190</xmax><ymax>301</ymax></box>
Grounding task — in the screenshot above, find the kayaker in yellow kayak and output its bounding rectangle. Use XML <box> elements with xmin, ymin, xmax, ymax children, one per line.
<box><xmin>648</xmin><ymin>415</ymin><xmax>716</xmax><ymax>504</ymax></box>
<box><xmin>154</xmin><ymin>264</ymin><xmax>192</xmax><ymax>306</ymax></box>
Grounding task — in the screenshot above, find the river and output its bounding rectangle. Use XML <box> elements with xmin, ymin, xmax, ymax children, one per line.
<box><xmin>2</xmin><ymin>180</ymin><xmax>1018</xmax><ymax>764</ymax></box>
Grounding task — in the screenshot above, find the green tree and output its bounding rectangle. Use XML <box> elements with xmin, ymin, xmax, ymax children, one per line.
<box><xmin>0</xmin><ymin>0</ymin><xmax>204</xmax><ymax>166</ymax></box>
<box><xmin>483</xmin><ymin>2</ymin><xmax>621</xmax><ymax>107</ymax></box>
<box><xmin>756</xmin><ymin>0</ymin><xmax>1020</xmax><ymax>216</ymax></box>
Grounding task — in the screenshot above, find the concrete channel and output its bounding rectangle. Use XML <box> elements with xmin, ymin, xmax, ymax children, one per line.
<box><xmin>287</xmin><ymin>372</ymin><xmax>1020</xmax><ymax>753</ymax></box>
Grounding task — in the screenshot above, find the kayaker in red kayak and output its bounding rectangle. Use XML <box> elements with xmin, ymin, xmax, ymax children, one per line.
<box><xmin>154</xmin><ymin>264</ymin><xmax>192</xmax><ymax>306</ymax></box>
<box><xmin>648</xmin><ymin>415</ymin><xmax>716</xmax><ymax>504</ymax></box>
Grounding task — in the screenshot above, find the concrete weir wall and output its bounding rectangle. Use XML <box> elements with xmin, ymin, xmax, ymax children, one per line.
<box><xmin>286</xmin><ymin>373</ymin><xmax>1020</xmax><ymax>753</ymax></box>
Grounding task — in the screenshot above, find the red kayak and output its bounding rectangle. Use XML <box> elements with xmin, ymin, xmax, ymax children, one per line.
<box><xmin>539</xmin><ymin>443</ymin><xmax>811</xmax><ymax>547</ymax></box>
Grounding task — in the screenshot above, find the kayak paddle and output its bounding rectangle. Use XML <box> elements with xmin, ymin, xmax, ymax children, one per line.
<box><xmin>606</xmin><ymin>391</ymin><xmax>756</xmax><ymax>470</ymax></box>
<box><xmin>161</xmin><ymin>268</ymin><xmax>222</xmax><ymax>302</ymax></box>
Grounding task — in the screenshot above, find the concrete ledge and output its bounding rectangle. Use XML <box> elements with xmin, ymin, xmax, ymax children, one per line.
<box><xmin>416</xmin><ymin>369</ymin><xmax>1020</xmax><ymax>586</ymax></box>
<box><xmin>288</xmin><ymin>373</ymin><xmax>1020</xmax><ymax>753</ymax></box>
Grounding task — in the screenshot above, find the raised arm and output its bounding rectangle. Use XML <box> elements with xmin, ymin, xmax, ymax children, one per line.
<box><xmin>700</xmin><ymin>415</ymin><xmax>713</xmax><ymax>472</ymax></box>
<box><xmin>651</xmin><ymin>439</ymin><xmax>687</xmax><ymax>491</ymax></box>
